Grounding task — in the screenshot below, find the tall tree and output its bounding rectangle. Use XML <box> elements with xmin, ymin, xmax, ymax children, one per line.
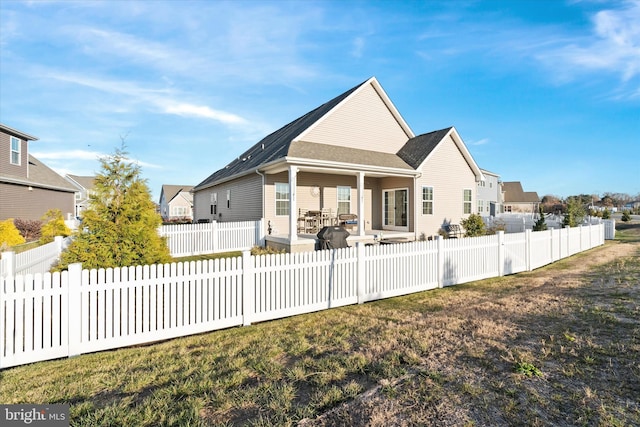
<box><xmin>58</xmin><ymin>146</ymin><xmax>171</xmax><ymax>270</ymax></box>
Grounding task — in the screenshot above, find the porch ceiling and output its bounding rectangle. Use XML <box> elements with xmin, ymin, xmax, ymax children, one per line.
<box><xmin>262</xmin><ymin>159</ymin><xmax>419</xmax><ymax>178</ymax></box>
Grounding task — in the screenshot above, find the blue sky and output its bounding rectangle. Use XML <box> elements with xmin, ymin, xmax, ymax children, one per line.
<box><xmin>1</xmin><ymin>0</ymin><xmax>638</xmax><ymax>201</ymax></box>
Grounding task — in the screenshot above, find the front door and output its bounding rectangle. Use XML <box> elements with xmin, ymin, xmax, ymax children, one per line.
<box><xmin>383</xmin><ymin>189</ymin><xmax>408</xmax><ymax>230</ymax></box>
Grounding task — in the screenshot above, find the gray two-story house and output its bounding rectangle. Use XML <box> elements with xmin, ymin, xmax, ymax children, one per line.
<box><xmin>0</xmin><ymin>124</ymin><xmax>76</xmax><ymax>221</ymax></box>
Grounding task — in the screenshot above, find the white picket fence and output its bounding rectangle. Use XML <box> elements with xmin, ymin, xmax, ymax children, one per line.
<box><xmin>484</xmin><ymin>215</ymin><xmax>615</xmax><ymax>236</ymax></box>
<box><xmin>159</xmin><ymin>220</ymin><xmax>265</xmax><ymax>257</ymax></box>
<box><xmin>0</xmin><ymin>237</ymin><xmax>69</xmax><ymax>277</ymax></box>
<box><xmin>0</xmin><ymin>224</ymin><xmax>606</xmax><ymax>369</ymax></box>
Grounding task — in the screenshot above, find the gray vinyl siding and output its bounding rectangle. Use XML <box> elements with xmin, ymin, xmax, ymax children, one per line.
<box><xmin>0</xmin><ymin>182</ymin><xmax>74</xmax><ymax>221</ymax></box>
<box><xmin>477</xmin><ymin>172</ymin><xmax>501</xmax><ymax>216</ymax></box>
<box><xmin>301</xmin><ymin>83</ymin><xmax>410</xmax><ymax>154</ymax></box>
<box><xmin>0</xmin><ymin>131</ymin><xmax>28</xmax><ymax>179</ymax></box>
<box><xmin>415</xmin><ymin>135</ymin><xmax>477</xmax><ymax>238</ymax></box>
<box><xmin>193</xmin><ymin>173</ymin><xmax>262</xmax><ymax>223</ymax></box>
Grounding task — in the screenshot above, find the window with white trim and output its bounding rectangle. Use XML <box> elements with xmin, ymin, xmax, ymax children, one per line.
<box><xmin>172</xmin><ymin>206</ymin><xmax>189</xmax><ymax>217</ymax></box>
<box><xmin>478</xmin><ymin>199</ymin><xmax>484</xmax><ymax>213</ymax></box>
<box><xmin>463</xmin><ymin>189</ymin><xmax>472</xmax><ymax>214</ymax></box>
<box><xmin>211</xmin><ymin>192</ymin><xmax>217</xmax><ymax>215</ymax></box>
<box><xmin>227</xmin><ymin>190</ymin><xmax>231</xmax><ymax>208</ymax></box>
<box><xmin>422</xmin><ymin>186</ymin><xmax>433</xmax><ymax>215</ymax></box>
<box><xmin>10</xmin><ymin>136</ymin><xmax>20</xmax><ymax>165</ymax></box>
<box><xmin>337</xmin><ymin>186</ymin><xmax>351</xmax><ymax>215</ymax></box>
<box><xmin>275</xmin><ymin>182</ymin><xmax>289</xmax><ymax>216</ymax></box>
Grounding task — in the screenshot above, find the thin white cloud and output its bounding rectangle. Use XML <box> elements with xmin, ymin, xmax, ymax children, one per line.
<box><xmin>470</xmin><ymin>138</ymin><xmax>490</xmax><ymax>146</ymax></box>
<box><xmin>33</xmin><ymin>149</ymin><xmax>162</xmax><ymax>170</ymax></box>
<box><xmin>31</xmin><ymin>149</ymin><xmax>104</xmax><ymax>161</ymax></box>
<box><xmin>351</xmin><ymin>37</ymin><xmax>365</xmax><ymax>58</ymax></box>
<box><xmin>536</xmin><ymin>0</ymin><xmax>640</xmax><ymax>85</ymax></box>
<box><xmin>163</xmin><ymin>104</ymin><xmax>247</xmax><ymax>124</ymax></box>
<box><xmin>45</xmin><ymin>71</ymin><xmax>248</xmax><ymax>126</ymax></box>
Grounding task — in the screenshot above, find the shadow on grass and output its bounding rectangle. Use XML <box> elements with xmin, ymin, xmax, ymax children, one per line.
<box><xmin>615</xmin><ymin>221</ymin><xmax>640</xmax><ymax>243</ymax></box>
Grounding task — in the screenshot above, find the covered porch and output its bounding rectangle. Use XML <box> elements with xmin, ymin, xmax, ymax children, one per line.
<box><xmin>261</xmin><ymin>162</ymin><xmax>420</xmax><ymax>252</ymax></box>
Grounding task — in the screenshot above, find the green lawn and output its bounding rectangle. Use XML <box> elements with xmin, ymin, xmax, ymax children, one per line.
<box><xmin>1</xmin><ymin>225</ymin><xmax>638</xmax><ymax>426</ymax></box>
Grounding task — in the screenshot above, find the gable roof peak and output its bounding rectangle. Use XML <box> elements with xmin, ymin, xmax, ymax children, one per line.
<box><xmin>194</xmin><ymin>78</ymin><xmax>377</xmax><ymax>190</ymax></box>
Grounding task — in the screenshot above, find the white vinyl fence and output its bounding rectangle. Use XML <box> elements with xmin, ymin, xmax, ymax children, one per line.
<box><xmin>1</xmin><ymin>224</ymin><xmax>606</xmax><ymax>369</ymax></box>
<box><xmin>159</xmin><ymin>220</ymin><xmax>264</xmax><ymax>257</ymax></box>
<box><xmin>0</xmin><ymin>237</ymin><xmax>68</xmax><ymax>277</ymax></box>
<box><xmin>484</xmin><ymin>215</ymin><xmax>614</xmax><ymax>235</ymax></box>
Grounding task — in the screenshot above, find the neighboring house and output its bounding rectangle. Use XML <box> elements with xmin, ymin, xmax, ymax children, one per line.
<box><xmin>193</xmin><ymin>77</ymin><xmax>483</xmax><ymax>251</ymax></box>
<box><xmin>502</xmin><ymin>181</ymin><xmax>540</xmax><ymax>214</ymax></box>
<box><xmin>624</xmin><ymin>201</ymin><xmax>640</xmax><ymax>211</ymax></box>
<box><xmin>0</xmin><ymin>124</ymin><xmax>76</xmax><ymax>221</ymax></box>
<box><xmin>477</xmin><ymin>169</ymin><xmax>502</xmax><ymax>217</ymax></box>
<box><xmin>159</xmin><ymin>185</ymin><xmax>194</xmax><ymax>221</ymax></box>
<box><xmin>65</xmin><ymin>174</ymin><xmax>96</xmax><ymax>218</ymax></box>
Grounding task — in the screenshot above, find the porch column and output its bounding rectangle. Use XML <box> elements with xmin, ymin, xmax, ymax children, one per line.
<box><xmin>357</xmin><ymin>171</ymin><xmax>365</xmax><ymax>236</ymax></box>
<box><xmin>289</xmin><ymin>165</ymin><xmax>298</xmax><ymax>241</ymax></box>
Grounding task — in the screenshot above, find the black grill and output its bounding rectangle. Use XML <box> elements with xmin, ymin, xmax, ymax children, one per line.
<box><xmin>316</xmin><ymin>226</ymin><xmax>350</xmax><ymax>250</ymax></box>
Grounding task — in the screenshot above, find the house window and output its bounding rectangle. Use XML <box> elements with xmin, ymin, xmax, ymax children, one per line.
<box><xmin>172</xmin><ymin>206</ymin><xmax>188</xmax><ymax>217</ymax></box>
<box><xmin>463</xmin><ymin>189</ymin><xmax>472</xmax><ymax>214</ymax></box>
<box><xmin>275</xmin><ymin>182</ymin><xmax>289</xmax><ymax>216</ymax></box>
<box><xmin>478</xmin><ymin>199</ymin><xmax>484</xmax><ymax>213</ymax></box>
<box><xmin>337</xmin><ymin>186</ymin><xmax>351</xmax><ymax>215</ymax></box>
<box><xmin>10</xmin><ymin>136</ymin><xmax>21</xmax><ymax>165</ymax></box>
<box><xmin>422</xmin><ymin>186</ymin><xmax>433</xmax><ymax>215</ymax></box>
<box><xmin>227</xmin><ymin>190</ymin><xmax>231</xmax><ymax>208</ymax></box>
<box><xmin>211</xmin><ymin>193</ymin><xmax>217</xmax><ymax>214</ymax></box>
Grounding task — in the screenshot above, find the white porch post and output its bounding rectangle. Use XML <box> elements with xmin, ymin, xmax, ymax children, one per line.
<box><xmin>289</xmin><ymin>165</ymin><xmax>298</xmax><ymax>241</ymax></box>
<box><xmin>357</xmin><ymin>171</ymin><xmax>365</xmax><ymax>236</ymax></box>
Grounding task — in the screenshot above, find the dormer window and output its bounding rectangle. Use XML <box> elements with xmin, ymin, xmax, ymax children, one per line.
<box><xmin>10</xmin><ymin>136</ymin><xmax>21</xmax><ymax>165</ymax></box>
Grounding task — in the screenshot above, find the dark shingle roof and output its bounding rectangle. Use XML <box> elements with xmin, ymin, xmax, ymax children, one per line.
<box><xmin>502</xmin><ymin>182</ymin><xmax>540</xmax><ymax>203</ymax></box>
<box><xmin>288</xmin><ymin>141</ymin><xmax>413</xmax><ymax>170</ymax></box>
<box><xmin>396</xmin><ymin>127</ymin><xmax>453</xmax><ymax>169</ymax></box>
<box><xmin>0</xmin><ymin>155</ymin><xmax>77</xmax><ymax>192</ymax></box>
<box><xmin>194</xmin><ymin>79</ymin><xmax>368</xmax><ymax>190</ymax></box>
<box><xmin>66</xmin><ymin>174</ymin><xmax>96</xmax><ymax>190</ymax></box>
<box><xmin>161</xmin><ymin>185</ymin><xmax>194</xmax><ymax>203</ymax></box>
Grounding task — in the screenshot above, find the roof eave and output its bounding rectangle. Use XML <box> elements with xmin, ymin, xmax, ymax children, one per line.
<box><xmin>0</xmin><ymin>124</ymin><xmax>39</xmax><ymax>141</ymax></box>
<box><xmin>0</xmin><ymin>176</ymin><xmax>77</xmax><ymax>193</ymax></box>
<box><xmin>273</xmin><ymin>156</ymin><xmax>420</xmax><ymax>177</ymax></box>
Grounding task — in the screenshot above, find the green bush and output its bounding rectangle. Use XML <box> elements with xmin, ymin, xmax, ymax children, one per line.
<box><xmin>533</xmin><ymin>206</ymin><xmax>548</xmax><ymax>231</ymax></box>
<box><xmin>40</xmin><ymin>209</ymin><xmax>71</xmax><ymax>244</ymax></box>
<box><xmin>602</xmin><ymin>208</ymin><xmax>611</xmax><ymax>220</ymax></box>
<box><xmin>461</xmin><ymin>213</ymin><xmax>486</xmax><ymax>237</ymax></box>
<box><xmin>0</xmin><ymin>218</ymin><xmax>26</xmax><ymax>249</ymax></box>
<box><xmin>621</xmin><ymin>210</ymin><xmax>631</xmax><ymax>222</ymax></box>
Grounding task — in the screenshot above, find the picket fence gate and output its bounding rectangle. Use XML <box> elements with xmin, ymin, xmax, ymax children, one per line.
<box><xmin>0</xmin><ymin>224</ymin><xmax>606</xmax><ymax>369</ymax></box>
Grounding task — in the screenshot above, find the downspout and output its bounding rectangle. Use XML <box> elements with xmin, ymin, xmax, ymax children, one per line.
<box><xmin>414</xmin><ymin>173</ymin><xmax>421</xmax><ymax>241</ymax></box>
<box><xmin>255</xmin><ymin>169</ymin><xmax>267</xmax><ymax>235</ymax></box>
